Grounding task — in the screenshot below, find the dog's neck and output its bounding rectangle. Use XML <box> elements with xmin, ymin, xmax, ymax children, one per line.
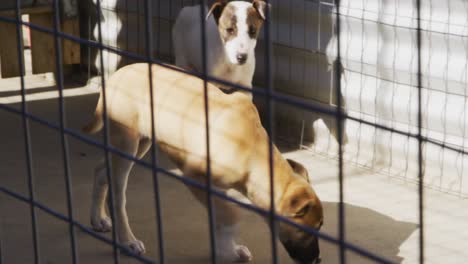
<box><xmin>244</xmin><ymin>140</ymin><xmax>295</xmax><ymax>211</ymax></box>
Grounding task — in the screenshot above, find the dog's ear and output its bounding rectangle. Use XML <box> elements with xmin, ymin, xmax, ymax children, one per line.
<box><xmin>206</xmin><ymin>0</ymin><xmax>227</xmax><ymax>23</ymax></box>
<box><xmin>287</xmin><ymin>159</ymin><xmax>309</xmax><ymax>183</ymax></box>
<box><xmin>252</xmin><ymin>0</ymin><xmax>270</xmax><ymax>20</ymax></box>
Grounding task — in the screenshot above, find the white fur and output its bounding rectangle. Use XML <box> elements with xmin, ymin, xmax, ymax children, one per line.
<box><xmin>172</xmin><ymin>2</ymin><xmax>258</xmax><ymax>94</ymax></box>
<box><xmin>216</xmin><ymin>224</ymin><xmax>252</xmax><ymax>262</ymax></box>
<box><xmin>224</xmin><ymin>2</ymin><xmax>257</xmax><ymax>65</ymax></box>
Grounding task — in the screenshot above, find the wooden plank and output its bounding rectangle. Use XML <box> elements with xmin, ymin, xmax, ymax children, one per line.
<box><xmin>29</xmin><ymin>12</ymin><xmax>55</xmax><ymax>74</ymax></box>
<box><xmin>62</xmin><ymin>18</ymin><xmax>80</xmax><ymax>65</ymax></box>
<box><xmin>0</xmin><ymin>6</ymin><xmax>52</xmax><ymax>16</ymax></box>
<box><xmin>0</xmin><ymin>15</ymin><xmax>23</xmax><ymax>78</ymax></box>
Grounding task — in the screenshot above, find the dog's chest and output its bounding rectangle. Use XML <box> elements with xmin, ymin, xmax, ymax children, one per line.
<box><xmin>211</xmin><ymin>61</ymin><xmax>253</xmax><ymax>88</ymax></box>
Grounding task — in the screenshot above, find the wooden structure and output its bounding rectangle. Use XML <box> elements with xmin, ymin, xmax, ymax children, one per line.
<box><xmin>0</xmin><ymin>5</ymin><xmax>80</xmax><ymax>78</ymax></box>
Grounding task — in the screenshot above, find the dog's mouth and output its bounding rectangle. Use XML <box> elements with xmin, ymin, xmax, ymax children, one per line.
<box><xmin>281</xmin><ymin>232</ymin><xmax>320</xmax><ymax>264</ymax></box>
<box><xmin>294</xmin><ymin>257</ymin><xmax>322</xmax><ymax>264</ymax></box>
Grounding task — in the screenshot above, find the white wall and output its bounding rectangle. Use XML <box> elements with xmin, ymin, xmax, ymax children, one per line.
<box><xmin>323</xmin><ymin>0</ymin><xmax>468</xmax><ymax>196</ymax></box>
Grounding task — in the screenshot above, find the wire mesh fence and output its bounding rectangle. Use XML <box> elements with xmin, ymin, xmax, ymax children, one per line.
<box><xmin>313</xmin><ymin>0</ymin><xmax>468</xmax><ymax>198</ymax></box>
<box><xmin>2</xmin><ymin>0</ymin><xmax>466</xmax><ymax>263</ymax></box>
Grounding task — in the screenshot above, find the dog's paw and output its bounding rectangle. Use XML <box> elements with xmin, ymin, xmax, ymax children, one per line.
<box><xmin>123</xmin><ymin>240</ymin><xmax>146</xmax><ymax>256</ymax></box>
<box><xmin>233</xmin><ymin>245</ymin><xmax>252</xmax><ymax>262</ymax></box>
<box><xmin>91</xmin><ymin>216</ymin><xmax>112</xmax><ymax>232</ymax></box>
<box><xmin>218</xmin><ymin>244</ymin><xmax>252</xmax><ymax>263</ymax></box>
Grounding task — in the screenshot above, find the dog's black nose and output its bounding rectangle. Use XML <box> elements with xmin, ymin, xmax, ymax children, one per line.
<box><xmin>236</xmin><ymin>53</ymin><xmax>248</xmax><ymax>64</ymax></box>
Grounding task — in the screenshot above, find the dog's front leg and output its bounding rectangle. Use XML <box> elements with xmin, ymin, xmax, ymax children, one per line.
<box><xmin>184</xmin><ymin>171</ymin><xmax>252</xmax><ymax>263</ymax></box>
<box><xmin>110</xmin><ymin>154</ymin><xmax>145</xmax><ymax>255</ymax></box>
<box><xmin>91</xmin><ymin>148</ymin><xmax>145</xmax><ymax>255</ymax></box>
<box><xmin>91</xmin><ymin>159</ymin><xmax>112</xmax><ymax>232</ymax></box>
<box><xmin>108</xmin><ymin>130</ymin><xmax>146</xmax><ymax>255</ymax></box>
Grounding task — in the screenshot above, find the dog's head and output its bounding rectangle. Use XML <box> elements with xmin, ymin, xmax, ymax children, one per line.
<box><xmin>207</xmin><ymin>0</ymin><xmax>269</xmax><ymax>65</ymax></box>
<box><xmin>278</xmin><ymin>159</ymin><xmax>324</xmax><ymax>264</ymax></box>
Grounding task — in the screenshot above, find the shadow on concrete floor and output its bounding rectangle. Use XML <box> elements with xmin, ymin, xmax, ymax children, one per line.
<box><xmin>320</xmin><ymin>202</ymin><xmax>418</xmax><ymax>263</ymax></box>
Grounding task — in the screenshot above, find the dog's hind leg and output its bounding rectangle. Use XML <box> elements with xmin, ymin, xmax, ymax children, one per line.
<box><xmin>184</xmin><ymin>171</ymin><xmax>252</xmax><ymax>262</ymax></box>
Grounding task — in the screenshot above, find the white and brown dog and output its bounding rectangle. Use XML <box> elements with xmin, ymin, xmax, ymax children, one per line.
<box><xmin>172</xmin><ymin>0</ymin><xmax>268</xmax><ymax>95</ymax></box>
<box><xmin>83</xmin><ymin>63</ymin><xmax>323</xmax><ymax>264</ymax></box>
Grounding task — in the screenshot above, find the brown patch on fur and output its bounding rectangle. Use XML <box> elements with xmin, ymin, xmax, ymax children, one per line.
<box><xmin>218</xmin><ymin>5</ymin><xmax>237</xmax><ymax>43</ymax></box>
<box><xmin>247</xmin><ymin>6</ymin><xmax>264</xmax><ymax>39</ymax></box>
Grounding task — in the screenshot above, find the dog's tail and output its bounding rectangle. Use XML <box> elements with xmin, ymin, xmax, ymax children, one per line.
<box><xmin>82</xmin><ymin>94</ymin><xmax>103</xmax><ymax>134</ymax></box>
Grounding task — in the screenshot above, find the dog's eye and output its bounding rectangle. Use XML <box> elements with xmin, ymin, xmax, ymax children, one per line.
<box><xmin>226</xmin><ymin>28</ymin><xmax>235</xmax><ymax>34</ymax></box>
<box><xmin>294</xmin><ymin>204</ymin><xmax>311</xmax><ymax>218</ymax></box>
<box><xmin>249</xmin><ymin>27</ymin><xmax>257</xmax><ymax>36</ymax></box>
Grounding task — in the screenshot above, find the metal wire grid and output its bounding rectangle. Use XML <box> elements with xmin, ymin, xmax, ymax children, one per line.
<box><xmin>0</xmin><ymin>0</ymin><xmax>436</xmax><ymax>263</ymax></box>
<box><xmin>302</xmin><ymin>0</ymin><xmax>468</xmax><ymax>198</ymax></box>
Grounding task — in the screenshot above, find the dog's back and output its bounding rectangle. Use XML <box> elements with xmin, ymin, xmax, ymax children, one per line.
<box><xmin>84</xmin><ymin>63</ymin><xmax>261</xmax><ymax>186</ymax></box>
<box><xmin>83</xmin><ymin>63</ymin><xmax>323</xmax><ymax>263</ymax></box>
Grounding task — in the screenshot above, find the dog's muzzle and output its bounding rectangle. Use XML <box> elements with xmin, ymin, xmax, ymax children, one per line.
<box><xmin>283</xmin><ymin>237</ymin><xmax>320</xmax><ymax>264</ymax></box>
<box><xmin>294</xmin><ymin>257</ymin><xmax>322</xmax><ymax>264</ymax></box>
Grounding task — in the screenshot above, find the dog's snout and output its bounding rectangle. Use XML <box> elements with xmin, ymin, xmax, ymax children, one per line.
<box><xmin>236</xmin><ymin>53</ymin><xmax>248</xmax><ymax>64</ymax></box>
<box><xmin>283</xmin><ymin>237</ymin><xmax>320</xmax><ymax>264</ymax></box>
<box><xmin>294</xmin><ymin>256</ymin><xmax>321</xmax><ymax>264</ymax></box>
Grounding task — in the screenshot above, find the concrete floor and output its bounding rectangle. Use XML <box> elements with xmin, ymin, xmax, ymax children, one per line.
<box><xmin>1</xmin><ymin>75</ymin><xmax>467</xmax><ymax>264</ymax></box>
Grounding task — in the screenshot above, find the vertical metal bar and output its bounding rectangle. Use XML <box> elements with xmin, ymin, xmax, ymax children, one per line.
<box><xmin>415</xmin><ymin>0</ymin><xmax>425</xmax><ymax>263</ymax></box>
<box><xmin>87</xmin><ymin>4</ymin><xmax>92</xmax><ymax>80</ymax></box>
<box><xmin>51</xmin><ymin>1</ymin><xmax>78</xmax><ymax>263</ymax></box>
<box><xmin>439</xmin><ymin>0</ymin><xmax>452</xmax><ymax>191</ymax></box>
<box><xmin>404</xmin><ymin>21</ymin><xmax>416</xmax><ymax>181</ymax></box>
<box><xmin>0</xmin><ymin>211</ymin><xmax>4</xmax><ymax>264</ymax></box>
<box><xmin>460</xmin><ymin>3</ymin><xmax>468</xmax><ymax>195</ymax></box>
<box><xmin>334</xmin><ymin>0</ymin><xmax>346</xmax><ymax>263</ymax></box>
<box><xmin>263</xmin><ymin>0</ymin><xmax>279</xmax><ymax>263</ymax></box>
<box><xmin>124</xmin><ymin>0</ymin><xmax>129</xmax><ymax>66</ymax></box>
<box><xmin>156</xmin><ymin>0</ymin><xmax>161</xmax><ymax>58</ymax></box>
<box><xmin>317</xmin><ymin>1</ymin><xmax>322</xmax><ymax>50</ymax></box>
<box><xmin>312</xmin><ymin>0</ymin><xmax>323</xmax><ymax>155</ymax></box>
<box><xmin>389</xmin><ymin>0</ymin><xmax>397</xmax><ymax>174</ymax></box>
<box><xmin>300</xmin><ymin>120</ymin><xmax>305</xmax><ymax>149</ymax></box>
<box><xmin>136</xmin><ymin>0</ymin><xmax>141</xmax><ymax>56</ymax></box>
<box><xmin>356</xmin><ymin>0</ymin><xmax>365</xmax><ymax>165</ymax></box>
<box><xmin>168</xmin><ymin>0</ymin><xmax>173</xmax><ymax>57</ymax></box>
<box><xmin>287</xmin><ymin>0</ymin><xmax>292</xmax><ymax>86</ymax></box>
<box><xmin>371</xmin><ymin>0</ymin><xmax>379</xmax><ymax>168</ymax></box>
<box><xmin>95</xmin><ymin>0</ymin><xmax>120</xmax><ymax>262</ymax></box>
<box><xmin>14</xmin><ymin>1</ymin><xmax>40</xmax><ymax>263</ymax></box>
<box><xmin>143</xmin><ymin>0</ymin><xmax>165</xmax><ymax>263</ymax></box>
<box><xmin>198</xmin><ymin>1</ymin><xmax>217</xmax><ymax>263</ymax></box>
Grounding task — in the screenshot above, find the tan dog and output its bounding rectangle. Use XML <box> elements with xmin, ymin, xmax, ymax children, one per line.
<box><xmin>83</xmin><ymin>63</ymin><xmax>323</xmax><ymax>263</ymax></box>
